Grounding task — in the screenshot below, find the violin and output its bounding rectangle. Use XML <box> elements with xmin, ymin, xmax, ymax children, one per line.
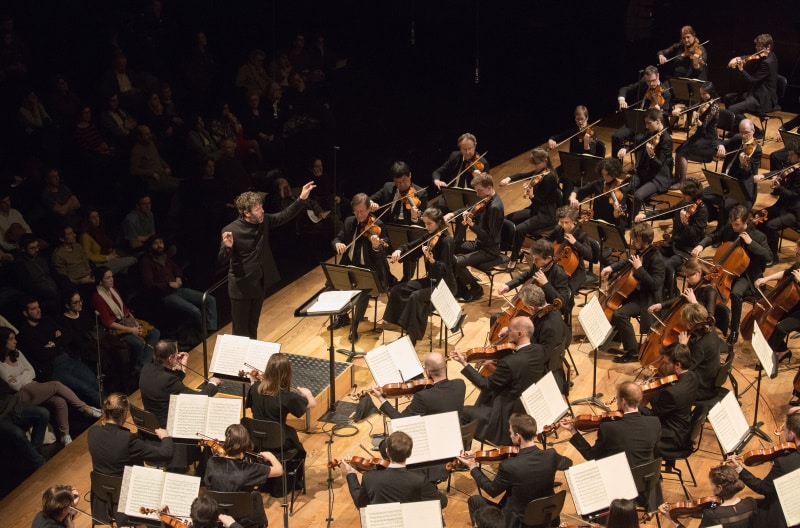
<box><xmin>732</xmin><ymin>49</ymin><xmax>769</xmax><ymax>70</ymax></box>
<box><xmin>744</xmin><ymin>140</ymin><xmax>756</xmax><ymax>159</ymax></box>
<box><xmin>462</xmin><ymin>197</ymin><xmax>490</xmax><ymax>225</ymax></box>
<box><xmin>360</xmin><ymin>216</ymin><xmax>382</xmax><ymax>237</ymax></box>
<box><xmin>488</xmin><ymin>298</ymin><xmax>534</xmax><ymax>344</ymax></box>
<box><xmin>741</xmin><ymin>442</ymin><xmax>798</xmax><ymax>466</ymax></box>
<box><xmin>661</xmin><ymin>496</ymin><xmax>721</xmax><ymax>518</ymax></box>
<box><xmin>683</xmin><ymin>41</ymin><xmax>704</xmax><ymax>60</ymax></box>
<box><xmin>198</xmin><ymin>436</ymin><xmax>264</xmax><ymax>461</ymax></box>
<box><xmin>465</xmin><ymin>343</ymin><xmax>516</xmax><ymax>362</ymax></box>
<box><xmin>238</xmin><ymin>368</ymin><xmax>262</xmax><ymax>381</ymax></box>
<box><xmin>446</xmin><ymin>445</ymin><xmax>520</xmax><ymax>469</ymax></box>
<box><xmin>646</xmin><ymin>85</ymin><xmax>665</xmax><ymax>108</ymax></box>
<box><xmin>381</xmin><ymin>378</ymin><xmax>434</xmax><ymax>397</ymax></box>
<box><xmin>139</xmin><ymin>508</ymin><xmax>192</xmax><ymax>528</ymax></box>
<box><xmin>401</xmin><ymin>187</ymin><xmax>421</xmax><ymax>210</ymax></box>
<box><xmin>423</xmin><ymin>231</ymin><xmax>442</xmax><ymax>264</ymax></box>
<box><xmin>523</xmin><ymin>169</ymin><xmax>550</xmax><ymax>200</ymax></box>
<box><xmin>329</xmin><ymin>456</ymin><xmax>391</xmax><ymax>471</ymax></box>
<box><xmin>467</xmin><ymin>154</ymin><xmax>485</xmax><ymax>173</ymax></box>
<box><xmin>570</xmin><ymin>411</ymin><xmax>624</xmax><ymax>432</ymax></box>
<box><xmin>641</xmin><ymin>374</ymin><xmax>679</xmax><ymax>403</ymax></box>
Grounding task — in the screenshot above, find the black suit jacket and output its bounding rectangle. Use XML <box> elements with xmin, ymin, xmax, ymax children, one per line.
<box><xmin>645</xmin><ymin>370</ymin><xmax>698</xmax><ymax>452</ymax></box>
<box><xmin>569</xmin><ymin>411</ymin><xmax>661</xmax><ymax>467</ymax></box>
<box><xmin>736</xmin><ymin>51</ymin><xmax>779</xmax><ymax>113</ymax></box>
<box><xmin>470</xmin><ymin>445</ymin><xmax>572</xmax><ymax>528</ymax></box>
<box><xmin>720</xmin><ymin>135</ymin><xmax>762</xmax><ymax>202</ymax></box>
<box><xmin>346</xmin><ymin>466</ymin><xmax>447</xmax><ymax>508</ymax></box>
<box><xmin>370</xmin><ymin>182</ymin><xmax>428</xmax><ymax>225</ymax></box>
<box><xmin>739</xmin><ymin>450</ymin><xmax>800</xmax><ymax>528</ymax></box>
<box><xmin>332</xmin><ymin>215</ymin><xmax>391</xmax><ymax>291</ymax></box>
<box><xmin>88</xmin><ymin>422</ymin><xmax>174</xmax><ymax>475</ymax></box>
<box><xmin>379</xmin><ymin>378</ymin><xmax>465</xmax><ymax>419</ymax></box>
<box><xmin>635</xmin><ymin>130</ymin><xmax>674</xmax><ymax>193</ymax></box>
<box><xmin>507</xmin><ymin>262</ymin><xmax>572</xmax><ymax>314</ymax></box>
<box><xmin>139</xmin><ymin>363</ymin><xmax>219</xmax><ymax>427</ymax></box>
<box><xmin>462</xmin><ymin>343</ymin><xmax>548</xmax><ymax>445</ymax></box>
<box><xmin>533</xmin><ymin>309</ymin><xmax>567</xmax><ymax>374</ymax></box>
<box><xmin>688</xmin><ymin>330</ymin><xmax>723</xmax><ymax>401</ymax></box>
<box><xmin>432</xmin><ymin>151</ymin><xmax>491</xmax><ymax>189</ymax></box>
<box><xmin>610</xmin><ymin>246</ymin><xmax>666</xmax><ymax>330</ymax></box>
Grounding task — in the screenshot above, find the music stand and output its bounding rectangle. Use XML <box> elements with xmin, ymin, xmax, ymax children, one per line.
<box><xmin>740</xmin><ymin>322</ymin><xmax>777</xmax><ymax>445</ymax></box>
<box><xmin>623</xmin><ymin>108</ymin><xmax>647</xmax><ymax>135</ymax></box>
<box><xmin>779</xmin><ymin>128</ymin><xmax>800</xmax><ymax>147</ymax></box>
<box><xmin>582</xmin><ymin>219</ymin><xmax>629</xmax><ymax>261</ymax></box>
<box><xmin>558</xmin><ymin>151</ymin><xmax>604</xmax><ymax>188</ymax></box>
<box><xmin>440</xmin><ymin>186</ymin><xmax>479</xmax><ymax>212</ymax></box>
<box><xmin>668</xmin><ymin>77</ymin><xmax>704</xmax><ymax>104</ymax></box>
<box><xmin>384</xmin><ymin>223</ymin><xmax>426</xmax><ymax>250</ymax></box>
<box><xmin>702</xmin><ymin>169</ymin><xmax>752</xmax><ymax>222</ymax></box>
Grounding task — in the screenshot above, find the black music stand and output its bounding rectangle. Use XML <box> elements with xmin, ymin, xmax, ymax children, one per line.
<box><xmin>668</xmin><ymin>77</ymin><xmax>704</xmax><ymax>104</ymax></box>
<box><xmin>558</xmin><ymin>151</ymin><xmax>604</xmax><ymax>188</ymax></box>
<box><xmin>740</xmin><ymin>322</ymin><xmax>777</xmax><ymax>446</ymax></box>
<box><xmin>779</xmin><ymin>128</ymin><xmax>800</xmax><ymax>147</ymax></box>
<box><xmin>440</xmin><ymin>186</ymin><xmax>479</xmax><ymax>212</ymax></box>
<box><xmin>384</xmin><ymin>223</ymin><xmax>426</xmax><ymax>250</ymax></box>
<box><xmin>295</xmin><ymin>285</ymin><xmax>368</xmax><ymax>423</ymax></box>
<box><xmin>702</xmin><ymin>169</ymin><xmax>752</xmax><ymax>222</ymax></box>
<box><xmin>623</xmin><ymin>108</ymin><xmax>647</xmax><ymax>134</ymax></box>
<box><xmin>582</xmin><ymin>219</ymin><xmax>629</xmax><ymax>261</ymax></box>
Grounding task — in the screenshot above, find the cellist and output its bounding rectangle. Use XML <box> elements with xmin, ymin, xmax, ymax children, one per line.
<box><xmin>497</xmin><ymin>239</ymin><xmax>572</xmax><ymax>316</ymax></box>
<box><xmin>752</xmin><ymin>240</ymin><xmax>800</xmax><ymax>364</ymax></box>
<box><xmin>600</xmin><ymin>222</ymin><xmax>666</xmax><ymax>363</ymax></box>
<box><xmin>676</xmin><ymin>304</ymin><xmax>724</xmax><ymax>401</ymax></box>
<box><xmin>691</xmin><ymin>205</ymin><xmax>772</xmax><ymax>345</ymax></box>
<box><xmin>545</xmin><ymin>206</ymin><xmax>594</xmax><ymax>295</ymax></box>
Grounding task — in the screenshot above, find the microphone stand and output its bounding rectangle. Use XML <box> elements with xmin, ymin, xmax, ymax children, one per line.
<box><xmin>278</xmin><ymin>387</ymin><xmax>289</xmax><ymax>527</ymax></box>
<box><xmin>94</xmin><ymin>311</ymin><xmax>105</xmax><ymax>402</ymax></box>
<box><xmin>332</xmin><ymin>146</ymin><xmax>341</xmax><ymax>264</ymax></box>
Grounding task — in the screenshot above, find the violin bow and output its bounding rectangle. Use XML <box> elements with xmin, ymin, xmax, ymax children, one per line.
<box><xmin>372</xmin><ymin>185</ymin><xmax>430</xmax><ymax>212</ymax></box>
<box><xmin>341</xmin><ymin>206</ymin><xmax>391</xmax><ymax>254</ymax></box>
<box><xmin>676</xmin><ymin>96</ymin><xmax>721</xmax><ymax>116</ymax></box>
<box><xmin>754</xmin><ymin>282</ymin><xmax>775</xmax><ymax>310</ymax></box>
<box><xmin>550</xmin><ymin>118</ymin><xmax>603</xmax><ymax>150</ymax></box>
<box><xmin>576</xmin><ymin>181</ymin><xmax>631</xmax><ymax>207</ymax></box>
<box><xmin>761</xmin><ymin>161</ymin><xmax>800</xmax><ymax>181</ymax></box>
<box><xmin>397</xmin><ymin>226</ymin><xmax>449</xmax><ymax>261</ymax></box>
<box><xmin>445</xmin><ymin>151</ymin><xmax>489</xmax><ymax>188</ymax></box>
<box><xmin>639</xmin><ymin>202</ymin><xmax>694</xmax><ymax>222</ymax></box>
<box><xmin>662</xmin><ymin>39</ymin><xmax>710</xmax><ymax>64</ymax></box>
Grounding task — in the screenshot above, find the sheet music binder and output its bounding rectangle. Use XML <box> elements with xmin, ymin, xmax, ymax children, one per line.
<box><xmin>319</xmin><ymin>262</ymin><xmax>384</xmax><ymax>297</ymax></box>
<box><xmin>558</xmin><ymin>151</ymin><xmax>604</xmax><ymax>187</ymax></box>
<box><xmin>440</xmin><ymin>186</ymin><xmax>479</xmax><ymax>212</ymax></box>
<box><xmin>702</xmin><ymin>169</ymin><xmax>751</xmax><ymax>204</ymax></box>
<box><xmin>668</xmin><ymin>77</ymin><xmax>705</xmax><ymax>103</ymax></box>
<box><xmin>385</xmin><ymin>223</ymin><xmax>426</xmax><ymax>251</ymax></box>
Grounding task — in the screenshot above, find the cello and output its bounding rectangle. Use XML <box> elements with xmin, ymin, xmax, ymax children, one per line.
<box><xmin>488</xmin><ymin>297</ymin><xmax>562</xmax><ymax>344</ymax></box>
<box><xmin>552</xmin><ymin>210</ymin><xmax>593</xmax><ymax>278</ymax></box>
<box><xmin>740</xmin><ymin>265</ymin><xmax>800</xmax><ymax>341</ymax></box>
<box><xmin>598</xmin><ymin>242</ymin><xmax>661</xmax><ymax>321</ymax></box>
<box><xmin>708</xmin><ymin>212</ymin><xmax>767</xmax><ymax>302</ymax></box>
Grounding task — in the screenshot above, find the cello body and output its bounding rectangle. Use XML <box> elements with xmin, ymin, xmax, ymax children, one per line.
<box><xmin>598</xmin><ymin>265</ymin><xmax>640</xmax><ymax>321</ymax></box>
<box><xmin>711</xmin><ymin>241</ymin><xmax>749</xmax><ymax>302</ymax></box>
<box><xmin>740</xmin><ymin>272</ymin><xmax>800</xmax><ymax>341</ymax></box>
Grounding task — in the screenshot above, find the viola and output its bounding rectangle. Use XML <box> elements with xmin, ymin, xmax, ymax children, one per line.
<box><xmin>741</xmin><ymin>265</ymin><xmax>800</xmax><ymax>341</ymax></box>
<box><xmin>329</xmin><ymin>456</ymin><xmax>391</xmax><ymax>471</ymax></box>
<box><xmin>381</xmin><ymin>378</ymin><xmax>434</xmax><ymax>397</ymax></box>
<box><xmin>662</xmin><ymin>496</ymin><xmax>721</xmax><ymax>518</ymax></box>
<box><xmin>571</xmin><ymin>411</ymin><xmax>624</xmax><ymax>432</ymax></box>
<box><xmin>401</xmin><ymin>187</ymin><xmax>421</xmax><ymax>210</ymax></box>
<box><xmin>742</xmin><ymin>442</ymin><xmax>798</xmax><ymax>466</ymax></box>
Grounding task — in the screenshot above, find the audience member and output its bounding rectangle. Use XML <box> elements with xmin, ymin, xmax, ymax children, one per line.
<box><xmin>100</xmin><ymin>52</ymin><xmax>142</xmax><ymax>108</ymax></box>
<box><xmin>13</xmin><ymin>235</ymin><xmax>59</xmax><ymax>310</ymax></box>
<box><xmin>80</xmin><ymin>207</ymin><xmax>137</xmax><ymax>275</ymax></box>
<box><xmin>0</xmin><ymin>188</ymin><xmax>32</xmax><ymax>252</ymax></box>
<box><xmin>235</xmin><ymin>49</ymin><xmax>271</xmax><ymax>97</ymax></box>
<box><xmin>47</xmin><ymin>74</ymin><xmax>81</xmax><ymax>128</ymax></box>
<box><xmin>40</xmin><ymin>168</ymin><xmax>81</xmax><ymax>232</ymax></box>
<box><xmin>0</xmin><ymin>375</ymin><xmax>48</xmax><ymax>472</ymax></box>
<box><xmin>129</xmin><ymin>125</ymin><xmax>179</xmax><ymax>195</ymax></box>
<box><xmin>121</xmin><ymin>193</ymin><xmax>156</xmax><ymax>254</ymax></box>
<box><xmin>51</xmin><ymin>226</ymin><xmax>94</xmax><ymax>290</ymax></box>
<box><xmin>98</xmin><ymin>93</ymin><xmax>138</xmax><ymax>149</ymax></box>
<box><xmin>186</xmin><ymin>115</ymin><xmax>221</xmax><ymax>166</ymax></box>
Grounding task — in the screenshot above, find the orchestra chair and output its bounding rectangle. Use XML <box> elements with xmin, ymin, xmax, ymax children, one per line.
<box><xmin>89</xmin><ymin>471</ymin><xmax>123</xmax><ymax>527</ymax></box>
<box><xmin>747</xmin><ymin>74</ymin><xmax>788</xmax><ymax>144</ymax></box>
<box><xmin>630</xmin><ymin>457</ymin><xmax>664</xmax><ymax>527</ymax></box>
<box><xmin>521</xmin><ymin>489</ymin><xmax>566</xmax><ymax>528</ymax></box>
<box><xmin>693</xmin><ymin>351</ymin><xmax>736</xmax><ymax>420</ymax></box>
<box><xmin>660</xmin><ymin>407</ymin><xmax>707</xmax><ymax>500</ymax></box>
<box><xmin>446</xmin><ymin>420</ymin><xmax>481</xmax><ymax>494</ymax></box>
<box><xmin>716</xmin><ymin>109</ymin><xmax>737</xmax><ymax>143</ymax></box>
<box><xmin>128</xmin><ymin>405</ymin><xmax>160</xmax><ymax>440</ymax></box>
<box><xmin>241</xmin><ymin>417</ymin><xmax>305</xmax><ymax>513</ymax></box>
<box><xmin>201</xmin><ymin>490</ymin><xmax>254</xmax><ymax>522</ymax></box>
<box><xmin>474</xmin><ymin>219</ymin><xmax>516</xmax><ymax>306</ymax></box>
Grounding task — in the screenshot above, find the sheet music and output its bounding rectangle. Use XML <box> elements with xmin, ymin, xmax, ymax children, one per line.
<box><xmin>365</xmin><ymin>336</ymin><xmax>422</xmax><ymax>386</ymax></box>
<box><xmin>708</xmin><ymin>391</ymin><xmax>750</xmax><ymax>454</ymax></box>
<box><xmin>430</xmin><ymin>280</ymin><xmax>463</xmax><ymax>331</ymax></box>
<box><xmin>578</xmin><ymin>297</ymin><xmax>614</xmax><ymax>350</ymax></box>
<box><xmin>519</xmin><ymin>372</ymin><xmax>569</xmax><ymax>428</ymax></box>
<box><xmin>360</xmin><ymin>501</ymin><xmax>443</xmax><ymax>528</ymax></box>
<box><xmin>774</xmin><ymin>467</ymin><xmax>800</xmax><ymax>527</ymax></box>
<box><xmin>566</xmin><ymin>452</ymin><xmax>637</xmax><ymax>515</ymax></box>
<box><xmin>388</xmin><ymin>411</ymin><xmax>462</xmax><ymax>466</ymax></box>
<box><xmin>209</xmin><ymin>334</ymin><xmax>251</xmax><ymax>375</ymax></box>
<box><xmin>119</xmin><ymin>465</ymin><xmax>166</xmax><ymax>519</ymax></box>
<box><xmin>167</xmin><ymin>394</ymin><xmax>209</xmax><ymax>439</ymax></box>
<box><xmin>203</xmin><ymin>397</ymin><xmax>243</xmax><ymax>440</ymax></box>
<box><xmin>247</xmin><ymin>339</ymin><xmax>281</xmax><ymax>371</ymax></box>
<box><xmin>752</xmin><ymin>322</ymin><xmax>777</xmax><ymax>378</ymax></box>
<box><xmin>161</xmin><ymin>472</ymin><xmax>202</xmax><ymax>520</ymax></box>
<box><xmin>307</xmin><ymin>290</ymin><xmax>360</xmax><ymax>313</ymax></box>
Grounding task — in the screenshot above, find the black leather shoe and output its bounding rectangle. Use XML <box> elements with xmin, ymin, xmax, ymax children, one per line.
<box><xmin>778</xmin><ymin>351</ymin><xmax>793</xmax><ymax>364</ymax></box>
<box><xmin>348</xmin><ymin>329</ymin><xmax>359</xmax><ymax>343</ymax></box>
<box><xmin>612</xmin><ymin>351</ymin><xmax>638</xmax><ymax>363</ymax></box>
<box><xmin>727</xmin><ymin>330</ymin><xmax>738</xmax><ymax>345</ymax></box>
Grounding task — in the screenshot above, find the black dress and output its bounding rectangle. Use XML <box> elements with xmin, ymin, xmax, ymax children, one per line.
<box><xmin>204</xmin><ymin>456</ymin><xmax>274</xmax><ymax>528</ymax></box>
<box><xmin>677</xmin><ymin>101</ymin><xmax>721</xmax><ymax>163</ymax></box>
<box><xmin>700</xmin><ymin>497</ymin><xmax>757</xmax><ymax>528</ymax></box>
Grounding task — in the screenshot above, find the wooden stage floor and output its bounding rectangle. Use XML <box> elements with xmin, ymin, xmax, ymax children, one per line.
<box><xmin>2</xmin><ymin>114</ymin><xmax>799</xmax><ymax>528</ymax></box>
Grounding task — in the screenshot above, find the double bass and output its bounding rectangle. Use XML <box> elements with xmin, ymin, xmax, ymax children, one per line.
<box><xmin>740</xmin><ymin>265</ymin><xmax>800</xmax><ymax>341</ymax></box>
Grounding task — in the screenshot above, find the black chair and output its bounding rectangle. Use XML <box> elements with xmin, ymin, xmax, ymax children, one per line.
<box><xmin>202</xmin><ymin>490</ymin><xmax>255</xmax><ymax>521</ymax></box>
<box><xmin>749</xmin><ymin>74</ymin><xmax>788</xmax><ymax>143</ymax></box>
<box><xmin>241</xmin><ymin>417</ymin><xmax>305</xmax><ymax>513</ymax></box>
<box><xmin>661</xmin><ymin>407</ymin><xmax>707</xmax><ymax>500</ymax></box>
<box><xmin>522</xmin><ymin>489</ymin><xmax>567</xmax><ymax>527</ymax></box>
<box><xmin>716</xmin><ymin>108</ymin><xmax>737</xmax><ymax>141</ymax></box>
<box><xmin>474</xmin><ymin>219</ymin><xmax>515</xmax><ymax>306</ymax></box>
<box><xmin>90</xmin><ymin>471</ymin><xmax>122</xmax><ymax>528</ymax></box>
<box><xmin>694</xmin><ymin>351</ymin><xmax>736</xmax><ymax>418</ymax></box>
<box><xmin>630</xmin><ymin>457</ymin><xmax>663</xmax><ymax>526</ymax></box>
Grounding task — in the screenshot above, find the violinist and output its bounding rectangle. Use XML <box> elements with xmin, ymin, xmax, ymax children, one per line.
<box><xmin>701</xmin><ymin>119</ymin><xmax>761</xmax><ymax>230</ymax></box>
<box><xmin>457</xmin><ymin>413</ymin><xmax>572</xmax><ymax>528</ymax></box>
<box><xmin>601</xmin><ymin>222</ymin><xmax>665</xmax><ymax>363</ymax></box>
<box><xmin>499</xmin><ymin>148</ymin><xmax>560</xmax><ymax>270</ymax></box>
<box><xmin>691</xmin><ymin>205</ymin><xmax>772</xmax><ymax>345</ymax></box>
<box><xmin>727</xmin><ymin>409</ymin><xmax>800</xmax><ymax>528</ymax></box>
<box><xmin>432</xmin><ymin>132</ymin><xmax>490</xmax><ymax>192</ymax></box>
<box><xmin>673</xmin><ymin>82</ymin><xmax>721</xmax><ymax>187</ymax></box>
<box><xmin>203</xmin><ymin>424</ymin><xmax>282</xmax><ymax>528</ymax></box>
<box><xmin>384</xmin><ymin>208</ymin><xmax>456</xmax><ymax>344</ymax></box>
<box><xmin>724</xmin><ymin>33</ymin><xmax>779</xmax><ymax>131</ymax></box>
<box><xmin>619</xmin><ymin>108</ymin><xmax>674</xmax><ymax>219</ymax></box>
<box><xmin>453</xmin><ymin>317</ymin><xmax>548</xmax><ymax>446</ymax></box>
<box><xmin>756</xmin><ymin>146</ymin><xmax>800</xmax><ymax>259</ymax></box>
<box><xmin>641</xmin><ymin>344</ymin><xmax>697</xmax><ymax>455</ymax></box>
<box><xmin>520</xmin><ymin>285</ymin><xmax>568</xmax><ymax>394</ymax></box>
<box><xmin>545</xmin><ymin>206</ymin><xmax>594</xmax><ymax>294</ymax></box>
<box><xmin>445</xmin><ymin>172</ymin><xmax>504</xmax><ymax>302</ymax></box>
<box><xmin>657</xmin><ymin>25</ymin><xmax>708</xmax><ymax>80</ymax></box>
<box><xmin>368</xmin><ymin>161</ymin><xmax>428</xmax><ymax>282</ymax></box>
<box><xmin>659</xmin><ymin>465</ymin><xmax>756</xmax><ymax>528</ymax></box>
<box><xmin>547</xmin><ymin>105</ymin><xmax>602</xmax><ymax>156</ymax></box>
<box><xmin>634</xmin><ymin>178</ymin><xmax>708</xmax><ymax>297</ymax></box>
<box><xmin>605</xmin><ymin>498</ymin><xmax>641</xmax><ymax>528</ymax></box>
<box><xmin>498</xmin><ymin>239</ymin><xmax>572</xmax><ymax>317</ymax></box>
<box><xmin>246</xmin><ymin>352</ymin><xmax>315</xmax><ymax>496</ymax></box>
<box><xmin>344</xmin><ymin>430</ymin><xmax>448</xmax><ymax>509</ymax></box>
<box><xmin>752</xmin><ymin>240</ymin><xmax>800</xmax><ymax>364</ymax></box>
<box><xmin>676</xmin><ymin>304</ymin><xmax>723</xmax><ymax>401</ymax></box>
<box><xmin>612</xmin><ymin>65</ymin><xmax>671</xmax><ymax>158</ymax></box>
<box><xmin>32</xmin><ymin>484</ymin><xmax>81</xmax><ymax>528</ymax></box>
<box><xmin>187</xmin><ymin>495</ymin><xmax>245</xmax><ymax>528</ymax></box>
<box><xmin>332</xmin><ymin>193</ymin><xmax>392</xmax><ymax>342</ymax></box>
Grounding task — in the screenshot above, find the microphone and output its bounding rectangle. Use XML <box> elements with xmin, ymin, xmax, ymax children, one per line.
<box><xmin>333</xmin><ymin>146</ymin><xmax>341</xmax><ymax>151</ymax></box>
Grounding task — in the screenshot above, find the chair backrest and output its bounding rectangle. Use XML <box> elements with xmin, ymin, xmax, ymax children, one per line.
<box><xmin>630</xmin><ymin>457</ymin><xmax>662</xmax><ymax>511</ymax></box>
<box><xmin>241</xmin><ymin>416</ymin><xmax>284</xmax><ymax>452</ymax></box>
<box><xmin>717</xmin><ymin>109</ymin><xmax>736</xmax><ymax>138</ymax></box>
<box><xmin>90</xmin><ymin>471</ymin><xmax>123</xmax><ymax>524</ymax></box>
<box><xmin>129</xmin><ymin>405</ymin><xmax>161</xmax><ymax>432</ymax></box>
<box><xmin>596</xmin><ymin>140</ymin><xmax>607</xmax><ymax>159</ymax></box>
<box><xmin>522</xmin><ymin>489</ymin><xmax>566</xmax><ymax>526</ymax></box>
<box><xmin>777</xmin><ymin>75</ymin><xmax>788</xmax><ymax>99</ymax></box>
<box><xmin>715</xmin><ymin>351</ymin><xmax>735</xmax><ymax>389</ymax></box>
<box><xmin>202</xmin><ymin>490</ymin><xmax>254</xmax><ymax>519</ymax></box>
<box><xmin>460</xmin><ymin>420</ymin><xmax>480</xmax><ymax>451</ymax></box>
<box><xmin>500</xmin><ymin>219</ymin><xmax>516</xmax><ymax>252</ymax></box>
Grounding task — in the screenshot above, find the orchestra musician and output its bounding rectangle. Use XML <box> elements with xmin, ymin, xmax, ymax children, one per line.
<box><xmin>432</xmin><ymin>132</ymin><xmax>490</xmax><ymax>192</ymax></box>
<box><xmin>445</xmin><ymin>172</ymin><xmax>504</xmax><ymax>303</ymax></box>
<box><xmin>457</xmin><ymin>413</ymin><xmax>573</xmax><ymax>528</ymax></box>
<box><xmin>545</xmin><ymin>206</ymin><xmax>593</xmax><ymax>295</ymax></box>
<box><xmin>547</xmin><ymin>105</ymin><xmax>602</xmax><ymax>156</ymax></box>
<box><xmin>658</xmin><ymin>465</ymin><xmax>757</xmax><ymax>528</ymax></box>
<box><xmin>498</xmin><ymin>148</ymin><xmax>560</xmax><ymax>270</ymax></box>
<box><xmin>657</xmin><ymin>25</ymin><xmax>708</xmax><ymax>80</ymax></box>
<box><xmin>634</xmin><ymin>178</ymin><xmax>708</xmax><ymax>297</ymax></box>
<box><xmin>724</xmin><ymin>33</ymin><xmax>779</xmax><ymax>131</ymax></box>
<box><xmin>691</xmin><ymin>205</ymin><xmax>772</xmax><ymax>345</ymax></box>
<box><xmin>672</xmin><ymin>82</ymin><xmax>721</xmax><ymax>188</ymax></box>
<box><xmin>331</xmin><ymin>193</ymin><xmax>392</xmax><ymax>342</ymax></box>
<box><xmin>384</xmin><ymin>208</ymin><xmax>456</xmax><ymax>344</ymax></box>
<box><xmin>676</xmin><ymin>304</ymin><xmax>723</xmax><ymax>402</ymax></box>
<box><xmin>756</xmin><ymin>145</ymin><xmax>800</xmax><ymax>259</ymax></box>
<box><xmin>648</xmin><ymin>257</ymin><xmax>730</xmax><ymax>336</ymax></box>
<box><xmin>203</xmin><ymin>423</ymin><xmax>282</xmax><ymax>528</ymax></box>
<box><xmin>518</xmin><ymin>285</ymin><xmax>568</xmax><ymax>394</ymax></box>
<box><xmin>452</xmin><ymin>317</ymin><xmax>547</xmax><ymax>446</ymax></box>
<box><xmin>618</xmin><ymin>108</ymin><xmax>674</xmax><ymax>219</ymax></box>
<box><xmin>642</xmin><ymin>343</ymin><xmax>698</xmax><ymax>456</ymax></box>
<box><xmin>770</xmin><ymin>117</ymin><xmax>800</xmax><ymax>171</ymax></box>
<box><xmin>601</xmin><ymin>222</ymin><xmax>666</xmax><ymax>364</ymax></box>
<box><xmin>497</xmin><ymin>239</ymin><xmax>572</xmax><ymax>316</ymax></box>
<box><xmin>369</xmin><ymin>160</ymin><xmax>428</xmax><ymax>282</ymax></box>
<box><xmin>752</xmin><ymin>241</ymin><xmax>800</xmax><ymax>365</ymax></box>
<box><xmin>701</xmin><ymin>119</ymin><xmax>761</xmax><ymax>231</ymax></box>
<box><xmin>344</xmin><ymin>430</ymin><xmax>448</xmax><ymax>509</ymax></box>
<box><xmin>726</xmin><ymin>408</ymin><xmax>800</xmax><ymax>528</ymax></box>
<box><xmin>612</xmin><ymin>65</ymin><xmax>671</xmax><ymax>158</ymax></box>
<box><xmin>32</xmin><ymin>484</ymin><xmax>81</xmax><ymax>528</ymax></box>
<box><xmin>187</xmin><ymin>495</ymin><xmax>246</xmax><ymax>528</ymax></box>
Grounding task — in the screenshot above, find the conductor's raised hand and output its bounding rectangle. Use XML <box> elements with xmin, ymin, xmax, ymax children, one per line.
<box><xmin>299</xmin><ymin>181</ymin><xmax>316</xmax><ymax>200</ymax></box>
<box><xmin>221</xmin><ymin>231</ymin><xmax>233</xmax><ymax>248</ymax></box>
